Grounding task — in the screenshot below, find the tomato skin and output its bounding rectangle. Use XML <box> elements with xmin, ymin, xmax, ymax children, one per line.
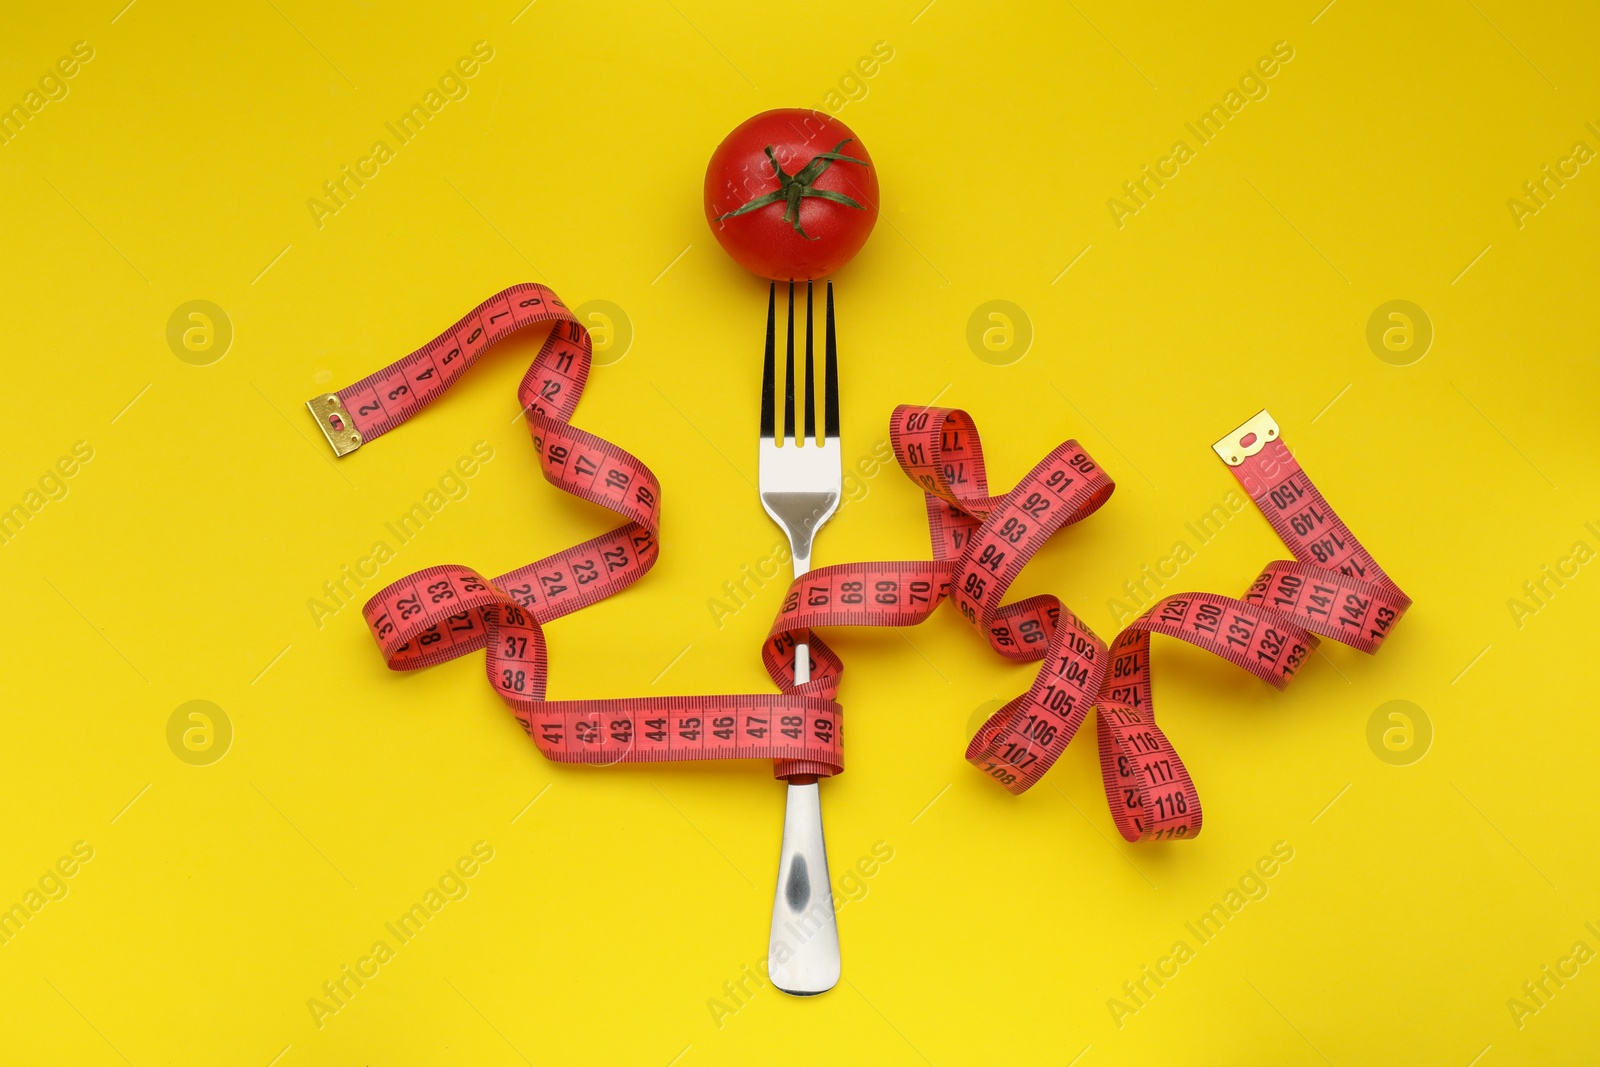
<box><xmin>704</xmin><ymin>109</ymin><xmax>879</xmax><ymax>281</ymax></box>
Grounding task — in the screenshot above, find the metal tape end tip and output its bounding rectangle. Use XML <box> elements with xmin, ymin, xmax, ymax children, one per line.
<box><xmin>306</xmin><ymin>393</ymin><xmax>362</xmax><ymax>457</ymax></box>
<box><xmin>1211</xmin><ymin>409</ymin><xmax>1278</xmax><ymax>466</ymax></box>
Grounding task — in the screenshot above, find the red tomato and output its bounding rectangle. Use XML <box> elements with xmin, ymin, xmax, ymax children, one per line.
<box><xmin>704</xmin><ymin>109</ymin><xmax>879</xmax><ymax>281</ymax></box>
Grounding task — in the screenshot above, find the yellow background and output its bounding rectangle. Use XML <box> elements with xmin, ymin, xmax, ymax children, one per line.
<box><xmin>3</xmin><ymin>1</ymin><xmax>1598</xmax><ymax>1063</ymax></box>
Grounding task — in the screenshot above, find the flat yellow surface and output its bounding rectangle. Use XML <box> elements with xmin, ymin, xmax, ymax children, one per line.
<box><xmin>3</xmin><ymin>2</ymin><xmax>1598</xmax><ymax>1064</ymax></box>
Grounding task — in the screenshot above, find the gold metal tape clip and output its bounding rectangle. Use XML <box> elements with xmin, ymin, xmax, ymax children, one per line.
<box><xmin>306</xmin><ymin>393</ymin><xmax>362</xmax><ymax>457</ymax></box>
<box><xmin>1212</xmin><ymin>409</ymin><xmax>1279</xmax><ymax>466</ymax></box>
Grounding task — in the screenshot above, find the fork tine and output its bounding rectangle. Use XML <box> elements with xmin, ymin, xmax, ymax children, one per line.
<box><xmin>803</xmin><ymin>282</ymin><xmax>816</xmax><ymax>442</ymax></box>
<box><xmin>784</xmin><ymin>282</ymin><xmax>797</xmax><ymax>443</ymax></box>
<box><xmin>760</xmin><ymin>282</ymin><xmax>776</xmax><ymax>439</ymax></box>
<box><xmin>824</xmin><ymin>281</ymin><xmax>840</xmax><ymax>439</ymax></box>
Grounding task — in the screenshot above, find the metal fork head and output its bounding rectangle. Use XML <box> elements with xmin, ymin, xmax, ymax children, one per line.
<box><xmin>759</xmin><ymin>281</ymin><xmax>842</xmax><ymax>575</ymax></box>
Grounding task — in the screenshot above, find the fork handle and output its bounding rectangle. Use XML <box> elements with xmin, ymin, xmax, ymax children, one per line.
<box><xmin>767</xmin><ymin>775</ymin><xmax>841</xmax><ymax>995</ymax></box>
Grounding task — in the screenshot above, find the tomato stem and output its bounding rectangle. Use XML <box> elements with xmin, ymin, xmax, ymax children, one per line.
<box><xmin>714</xmin><ymin>139</ymin><xmax>869</xmax><ymax>240</ymax></box>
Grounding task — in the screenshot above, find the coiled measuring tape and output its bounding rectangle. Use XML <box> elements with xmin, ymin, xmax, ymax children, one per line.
<box><xmin>310</xmin><ymin>284</ymin><xmax>1410</xmax><ymax>840</ymax></box>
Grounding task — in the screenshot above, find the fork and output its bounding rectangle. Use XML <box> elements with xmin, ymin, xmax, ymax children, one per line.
<box><xmin>759</xmin><ymin>279</ymin><xmax>843</xmax><ymax>996</ymax></box>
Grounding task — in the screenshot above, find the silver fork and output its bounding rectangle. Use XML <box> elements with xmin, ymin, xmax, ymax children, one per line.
<box><xmin>759</xmin><ymin>280</ymin><xmax>842</xmax><ymax>996</ymax></box>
